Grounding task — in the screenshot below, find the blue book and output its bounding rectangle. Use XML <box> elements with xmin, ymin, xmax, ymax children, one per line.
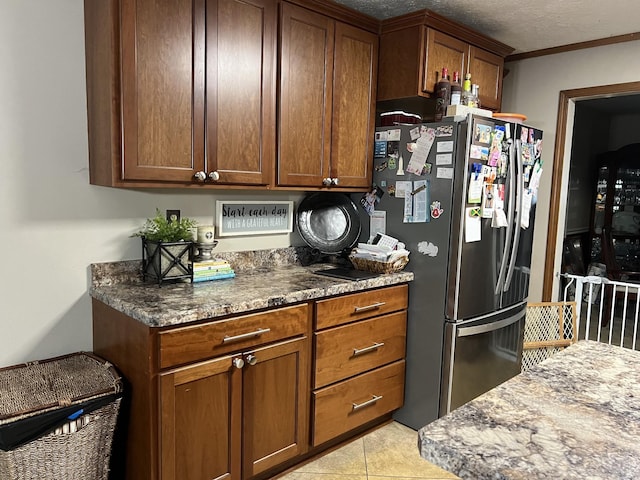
<box><xmin>192</xmin><ymin>272</ymin><xmax>236</xmax><ymax>283</ymax></box>
<box><xmin>193</xmin><ymin>267</ymin><xmax>234</xmax><ymax>276</ymax></box>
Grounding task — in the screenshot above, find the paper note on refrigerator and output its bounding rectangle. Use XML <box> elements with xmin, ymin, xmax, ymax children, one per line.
<box><xmin>395</xmin><ymin>181</ymin><xmax>412</xmax><ymax>198</ymax></box>
<box><xmin>528</xmin><ymin>161</ymin><xmax>543</xmax><ymax>193</ymax></box>
<box><xmin>521</xmin><ymin>190</ymin><xmax>533</xmax><ymax>228</ymax></box>
<box><xmin>403</xmin><ymin>190</ymin><xmax>414</xmax><ymax>222</ymax></box>
<box><xmin>468</xmin><ymin>169</ymin><xmax>483</xmax><ymax>203</ymax></box>
<box><xmin>465</xmin><ymin>207</ymin><xmax>482</xmax><ymax>243</ymax></box>
<box><xmin>403</xmin><ymin>180</ymin><xmax>429</xmax><ymax>223</ymax></box>
<box><xmin>387</xmin><ymin>129</ymin><xmax>401</xmax><ymax>141</ymax></box>
<box><xmin>437</xmin><ymin>140</ymin><xmax>454</xmax><ymax>152</ymax></box>
<box><xmin>436</xmin><ymin>167</ymin><xmax>453</xmax><ymax>179</ymax></box>
<box><xmin>370</xmin><ymin>210</ymin><xmax>386</xmax><ymax>237</ymax></box>
<box><xmin>406</xmin><ymin>128</ymin><xmax>436</xmax><ymax>174</ymax></box>
<box><xmin>413</xmin><ymin>180</ymin><xmax>429</xmax><ymax>222</ymax></box>
<box><xmin>435</xmin><ymin>153</ymin><xmax>452</xmax><ymax>165</ymax></box>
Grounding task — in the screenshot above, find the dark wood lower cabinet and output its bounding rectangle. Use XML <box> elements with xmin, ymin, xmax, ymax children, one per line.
<box><xmin>92</xmin><ymin>284</ymin><xmax>408</xmax><ymax>480</ymax></box>
<box><xmin>159</xmin><ymin>355</ymin><xmax>241</xmax><ymax>480</ymax></box>
<box><xmin>242</xmin><ymin>338</ymin><xmax>309</xmax><ymax>478</ymax></box>
<box><xmin>93</xmin><ymin>300</ymin><xmax>311</xmax><ymax>480</ymax></box>
<box><xmin>159</xmin><ymin>337</ymin><xmax>309</xmax><ymax>480</ymax></box>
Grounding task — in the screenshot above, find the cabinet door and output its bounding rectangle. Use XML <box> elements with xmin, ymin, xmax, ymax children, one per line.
<box><xmin>422</xmin><ymin>28</ymin><xmax>468</xmax><ymax>94</ymax></box>
<box><xmin>468</xmin><ymin>46</ymin><xmax>504</xmax><ymax>111</ymax></box>
<box><xmin>330</xmin><ymin>22</ymin><xmax>377</xmax><ymax>188</ymax></box>
<box><xmin>278</xmin><ymin>2</ymin><xmax>333</xmax><ymax>187</ymax></box>
<box><xmin>242</xmin><ymin>336</ymin><xmax>310</xmax><ymax>478</ymax></box>
<box><xmin>120</xmin><ymin>0</ymin><xmax>205</xmax><ymax>182</ymax></box>
<box><xmin>206</xmin><ymin>0</ymin><xmax>275</xmax><ymax>185</ymax></box>
<box><xmin>159</xmin><ymin>354</ymin><xmax>242</xmax><ymax>480</ymax></box>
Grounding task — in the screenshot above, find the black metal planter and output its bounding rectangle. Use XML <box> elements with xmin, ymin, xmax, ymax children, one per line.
<box><xmin>141</xmin><ymin>238</ymin><xmax>194</xmax><ymax>285</ymax></box>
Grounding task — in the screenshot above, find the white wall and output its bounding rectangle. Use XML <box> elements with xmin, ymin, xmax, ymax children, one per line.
<box><xmin>0</xmin><ymin>1</ymin><xmax>303</xmax><ymax>367</ymax></box>
<box><xmin>502</xmin><ymin>40</ymin><xmax>640</xmax><ymax>301</ymax></box>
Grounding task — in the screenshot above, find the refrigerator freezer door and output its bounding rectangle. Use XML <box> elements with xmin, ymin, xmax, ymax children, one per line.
<box><xmin>440</xmin><ymin>305</ymin><xmax>525</xmax><ymax>416</ymax></box>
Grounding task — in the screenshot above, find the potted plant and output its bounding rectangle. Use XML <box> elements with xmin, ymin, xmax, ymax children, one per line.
<box><xmin>132</xmin><ymin>209</ymin><xmax>198</xmax><ymax>284</ymax></box>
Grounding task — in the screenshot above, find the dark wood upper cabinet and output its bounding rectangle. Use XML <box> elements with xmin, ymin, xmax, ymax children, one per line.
<box><xmin>277</xmin><ymin>1</ymin><xmax>377</xmax><ymax>190</ymax></box>
<box><xmin>85</xmin><ymin>2</ymin><xmax>515</xmax><ymax>192</ymax></box>
<box><xmin>119</xmin><ymin>0</ymin><xmax>205</xmax><ymax>183</ymax></box>
<box><xmin>206</xmin><ymin>0</ymin><xmax>276</xmax><ymax>186</ymax></box>
<box><xmin>330</xmin><ymin>22</ymin><xmax>378</xmax><ymax>188</ymax></box>
<box><xmin>84</xmin><ymin>0</ymin><xmax>275</xmax><ymax>188</ymax></box>
<box><xmin>378</xmin><ymin>10</ymin><xmax>513</xmax><ymax>111</ymax></box>
<box><xmin>421</xmin><ymin>29</ymin><xmax>468</xmax><ymax>95</ymax></box>
<box><xmin>278</xmin><ymin>3</ymin><xmax>334</xmax><ymax>188</ymax></box>
<box><xmin>468</xmin><ymin>46</ymin><xmax>504</xmax><ymax>112</ymax></box>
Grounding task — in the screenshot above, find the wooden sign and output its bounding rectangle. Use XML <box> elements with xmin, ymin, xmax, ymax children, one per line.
<box><xmin>216</xmin><ymin>200</ymin><xmax>294</xmax><ymax>236</ymax></box>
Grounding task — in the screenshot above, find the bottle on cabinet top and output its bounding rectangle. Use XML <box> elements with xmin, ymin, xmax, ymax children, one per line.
<box><xmin>461</xmin><ymin>73</ymin><xmax>479</xmax><ymax>108</ymax></box>
<box><xmin>471</xmin><ymin>84</ymin><xmax>481</xmax><ymax>108</ymax></box>
<box><xmin>434</xmin><ymin>67</ymin><xmax>451</xmax><ymax>121</ymax></box>
<box><xmin>450</xmin><ymin>71</ymin><xmax>462</xmax><ymax>106</ymax></box>
<box><xmin>461</xmin><ymin>73</ymin><xmax>472</xmax><ymax>105</ymax></box>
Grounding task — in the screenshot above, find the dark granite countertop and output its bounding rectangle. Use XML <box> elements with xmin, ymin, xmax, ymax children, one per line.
<box><xmin>89</xmin><ymin>248</ymin><xmax>413</xmax><ymax>327</ymax></box>
<box><xmin>418</xmin><ymin>341</ymin><xmax>640</xmax><ymax>480</ymax></box>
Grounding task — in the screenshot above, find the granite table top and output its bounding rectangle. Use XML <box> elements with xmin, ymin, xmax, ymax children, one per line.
<box><xmin>418</xmin><ymin>340</ymin><xmax>640</xmax><ymax>480</ymax></box>
<box><xmin>89</xmin><ymin>250</ymin><xmax>413</xmax><ymax>328</ymax></box>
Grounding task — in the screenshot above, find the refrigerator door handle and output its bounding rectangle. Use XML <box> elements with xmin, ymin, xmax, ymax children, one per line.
<box><xmin>457</xmin><ymin>310</ymin><xmax>522</xmax><ymax>337</ymax></box>
<box><xmin>504</xmin><ymin>140</ymin><xmax>524</xmax><ymax>291</ymax></box>
<box><xmin>495</xmin><ymin>139</ymin><xmax>516</xmax><ymax>295</ymax></box>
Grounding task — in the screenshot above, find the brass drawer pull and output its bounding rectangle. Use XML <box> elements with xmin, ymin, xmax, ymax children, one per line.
<box><xmin>352</xmin><ymin>394</ymin><xmax>383</xmax><ymax>411</ymax></box>
<box><xmin>352</xmin><ymin>342</ymin><xmax>385</xmax><ymax>357</ymax></box>
<box><xmin>353</xmin><ymin>302</ymin><xmax>386</xmax><ymax>313</ymax></box>
<box><xmin>222</xmin><ymin>328</ymin><xmax>271</xmax><ymax>343</ymax></box>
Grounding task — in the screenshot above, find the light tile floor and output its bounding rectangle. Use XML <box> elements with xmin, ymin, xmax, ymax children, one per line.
<box><xmin>277</xmin><ymin>422</ymin><xmax>459</xmax><ymax>480</ymax></box>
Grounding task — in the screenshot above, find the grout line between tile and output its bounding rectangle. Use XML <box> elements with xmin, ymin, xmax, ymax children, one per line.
<box><xmin>362</xmin><ymin>432</ymin><xmax>369</xmax><ymax>479</ymax></box>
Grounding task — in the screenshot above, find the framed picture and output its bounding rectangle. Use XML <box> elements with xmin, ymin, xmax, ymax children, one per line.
<box><xmin>472</xmin><ymin>118</ymin><xmax>494</xmax><ymax>146</ymax></box>
<box><xmin>216</xmin><ymin>200</ymin><xmax>294</xmax><ymax>237</ymax></box>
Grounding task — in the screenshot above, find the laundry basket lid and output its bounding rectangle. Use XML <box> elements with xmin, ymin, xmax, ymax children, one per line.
<box><xmin>0</xmin><ymin>352</ymin><xmax>122</xmax><ymax>424</ymax></box>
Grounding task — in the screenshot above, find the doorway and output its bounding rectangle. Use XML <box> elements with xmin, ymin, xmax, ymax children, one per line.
<box><xmin>543</xmin><ymin>81</ymin><xmax>640</xmax><ymax>301</ymax></box>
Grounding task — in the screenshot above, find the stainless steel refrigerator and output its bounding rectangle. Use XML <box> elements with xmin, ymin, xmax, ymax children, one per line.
<box><xmin>354</xmin><ymin>114</ymin><xmax>543</xmax><ymax>429</ymax></box>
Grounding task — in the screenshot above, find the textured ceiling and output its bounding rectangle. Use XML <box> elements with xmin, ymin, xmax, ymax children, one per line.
<box><xmin>334</xmin><ymin>0</ymin><xmax>640</xmax><ymax>54</ymax></box>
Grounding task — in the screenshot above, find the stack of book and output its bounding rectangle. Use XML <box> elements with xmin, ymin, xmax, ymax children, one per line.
<box><xmin>192</xmin><ymin>259</ymin><xmax>236</xmax><ymax>283</ymax></box>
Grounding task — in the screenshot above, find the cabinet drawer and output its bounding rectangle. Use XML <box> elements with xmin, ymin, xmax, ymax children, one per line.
<box><xmin>315</xmin><ymin>284</ymin><xmax>408</xmax><ymax>329</ymax></box>
<box><xmin>314</xmin><ymin>311</ymin><xmax>406</xmax><ymax>388</ymax></box>
<box><xmin>312</xmin><ymin>360</ymin><xmax>405</xmax><ymax>446</ymax></box>
<box><xmin>159</xmin><ymin>304</ymin><xmax>309</xmax><ymax>369</ymax></box>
